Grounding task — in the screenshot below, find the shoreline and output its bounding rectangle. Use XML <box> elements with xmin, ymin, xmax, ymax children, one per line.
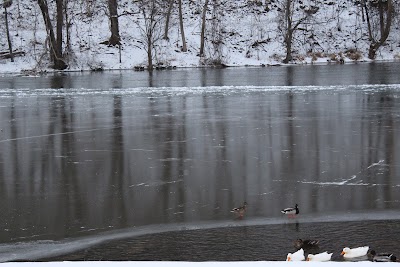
<box><xmin>1</xmin><ymin>58</ymin><xmax>400</xmax><ymax>76</ymax></box>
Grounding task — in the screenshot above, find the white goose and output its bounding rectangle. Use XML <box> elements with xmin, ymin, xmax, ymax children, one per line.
<box><xmin>286</xmin><ymin>248</ymin><xmax>305</xmax><ymax>261</ymax></box>
<box><xmin>307</xmin><ymin>252</ymin><xmax>333</xmax><ymax>262</ymax></box>
<box><xmin>341</xmin><ymin>246</ymin><xmax>369</xmax><ymax>259</ymax></box>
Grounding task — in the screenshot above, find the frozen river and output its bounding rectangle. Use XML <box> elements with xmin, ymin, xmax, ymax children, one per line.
<box><xmin>0</xmin><ymin>63</ymin><xmax>400</xmax><ymax>261</ymax></box>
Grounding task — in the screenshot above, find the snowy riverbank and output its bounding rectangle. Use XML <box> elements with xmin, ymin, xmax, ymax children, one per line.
<box><xmin>2</xmin><ymin>1</ymin><xmax>400</xmax><ymax>74</ymax></box>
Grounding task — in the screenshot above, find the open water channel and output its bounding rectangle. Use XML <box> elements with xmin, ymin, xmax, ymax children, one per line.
<box><xmin>0</xmin><ymin>63</ymin><xmax>399</xmax><ymax>262</ymax></box>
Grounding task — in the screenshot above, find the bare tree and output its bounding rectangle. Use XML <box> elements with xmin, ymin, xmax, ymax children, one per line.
<box><xmin>198</xmin><ymin>0</ymin><xmax>226</xmax><ymax>65</ymax></box>
<box><xmin>362</xmin><ymin>0</ymin><xmax>393</xmax><ymax>59</ymax></box>
<box><xmin>277</xmin><ymin>0</ymin><xmax>319</xmax><ymax>63</ymax></box>
<box><xmin>162</xmin><ymin>0</ymin><xmax>186</xmax><ymax>51</ymax></box>
<box><xmin>37</xmin><ymin>0</ymin><xmax>67</xmax><ymax>69</ymax></box>
<box><xmin>178</xmin><ymin>0</ymin><xmax>187</xmax><ymax>52</ymax></box>
<box><xmin>245</xmin><ymin>0</ymin><xmax>270</xmax><ymax>60</ymax></box>
<box><xmin>136</xmin><ymin>0</ymin><xmax>163</xmax><ymax>70</ymax></box>
<box><xmin>3</xmin><ymin>0</ymin><xmax>13</xmax><ymax>62</ymax></box>
<box><xmin>209</xmin><ymin>0</ymin><xmax>225</xmax><ymax>63</ymax></box>
<box><xmin>199</xmin><ymin>0</ymin><xmax>209</xmax><ymax>57</ymax></box>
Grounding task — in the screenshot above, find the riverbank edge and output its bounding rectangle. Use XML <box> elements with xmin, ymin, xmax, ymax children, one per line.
<box><xmin>2</xmin><ymin>57</ymin><xmax>400</xmax><ymax>76</ymax></box>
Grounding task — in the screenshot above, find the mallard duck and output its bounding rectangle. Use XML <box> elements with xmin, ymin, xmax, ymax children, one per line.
<box><xmin>368</xmin><ymin>250</ymin><xmax>397</xmax><ymax>262</ymax></box>
<box><xmin>286</xmin><ymin>248</ymin><xmax>305</xmax><ymax>261</ymax></box>
<box><xmin>341</xmin><ymin>246</ymin><xmax>369</xmax><ymax>259</ymax></box>
<box><xmin>231</xmin><ymin>202</ymin><xmax>247</xmax><ymax>219</ymax></box>
<box><xmin>307</xmin><ymin>252</ymin><xmax>333</xmax><ymax>262</ymax></box>
<box><xmin>281</xmin><ymin>204</ymin><xmax>299</xmax><ymax>218</ymax></box>
<box><xmin>294</xmin><ymin>239</ymin><xmax>319</xmax><ymax>249</ymax></box>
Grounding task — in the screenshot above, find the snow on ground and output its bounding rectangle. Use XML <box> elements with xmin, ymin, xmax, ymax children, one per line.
<box><xmin>1</xmin><ymin>1</ymin><xmax>400</xmax><ymax>74</ymax></box>
<box><xmin>0</xmin><ymin>262</ymin><xmax>399</xmax><ymax>267</ymax></box>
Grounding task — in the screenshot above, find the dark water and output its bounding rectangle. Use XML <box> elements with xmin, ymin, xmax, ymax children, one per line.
<box><xmin>0</xmin><ymin>63</ymin><xmax>400</xmax><ymax>262</ymax></box>
<box><xmin>39</xmin><ymin>220</ymin><xmax>400</xmax><ymax>262</ymax></box>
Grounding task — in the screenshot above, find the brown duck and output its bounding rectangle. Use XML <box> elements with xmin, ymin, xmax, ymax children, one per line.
<box><xmin>231</xmin><ymin>202</ymin><xmax>247</xmax><ymax>219</ymax></box>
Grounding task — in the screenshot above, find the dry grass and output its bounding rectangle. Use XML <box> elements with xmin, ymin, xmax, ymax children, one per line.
<box><xmin>345</xmin><ymin>49</ymin><xmax>362</xmax><ymax>61</ymax></box>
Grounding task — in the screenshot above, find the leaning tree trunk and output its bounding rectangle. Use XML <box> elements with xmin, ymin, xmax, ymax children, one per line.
<box><xmin>178</xmin><ymin>0</ymin><xmax>187</xmax><ymax>52</ymax></box>
<box><xmin>163</xmin><ymin>0</ymin><xmax>174</xmax><ymax>40</ymax></box>
<box><xmin>199</xmin><ymin>0</ymin><xmax>209</xmax><ymax>57</ymax></box>
<box><xmin>37</xmin><ymin>0</ymin><xmax>67</xmax><ymax>69</ymax></box>
<box><xmin>3</xmin><ymin>1</ymin><xmax>14</xmax><ymax>62</ymax></box>
<box><xmin>108</xmin><ymin>0</ymin><xmax>120</xmax><ymax>46</ymax></box>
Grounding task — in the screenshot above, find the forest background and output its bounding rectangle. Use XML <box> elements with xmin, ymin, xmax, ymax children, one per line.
<box><xmin>1</xmin><ymin>0</ymin><xmax>400</xmax><ymax>73</ymax></box>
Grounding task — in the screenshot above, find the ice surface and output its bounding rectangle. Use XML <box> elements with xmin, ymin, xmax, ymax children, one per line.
<box><xmin>0</xmin><ymin>84</ymin><xmax>400</xmax><ymax>98</ymax></box>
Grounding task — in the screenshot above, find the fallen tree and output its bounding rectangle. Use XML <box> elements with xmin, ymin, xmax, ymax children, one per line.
<box><xmin>0</xmin><ymin>50</ymin><xmax>26</xmax><ymax>60</ymax></box>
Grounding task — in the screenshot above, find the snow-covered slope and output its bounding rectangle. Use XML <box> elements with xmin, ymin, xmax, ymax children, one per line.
<box><xmin>1</xmin><ymin>0</ymin><xmax>400</xmax><ymax>73</ymax></box>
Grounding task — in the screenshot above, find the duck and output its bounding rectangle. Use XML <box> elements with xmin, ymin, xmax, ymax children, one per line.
<box><xmin>307</xmin><ymin>252</ymin><xmax>333</xmax><ymax>262</ymax></box>
<box><xmin>286</xmin><ymin>248</ymin><xmax>305</xmax><ymax>261</ymax></box>
<box><xmin>368</xmin><ymin>250</ymin><xmax>397</xmax><ymax>262</ymax></box>
<box><xmin>294</xmin><ymin>239</ymin><xmax>319</xmax><ymax>249</ymax></box>
<box><xmin>231</xmin><ymin>202</ymin><xmax>247</xmax><ymax>219</ymax></box>
<box><xmin>341</xmin><ymin>246</ymin><xmax>369</xmax><ymax>259</ymax></box>
<box><xmin>281</xmin><ymin>204</ymin><xmax>299</xmax><ymax>218</ymax></box>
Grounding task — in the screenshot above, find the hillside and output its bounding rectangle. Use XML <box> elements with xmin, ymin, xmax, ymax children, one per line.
<box><xmin>0</xmin><ymin>0</ymin><xmax>400</xmax><ymax>73</ymax></box>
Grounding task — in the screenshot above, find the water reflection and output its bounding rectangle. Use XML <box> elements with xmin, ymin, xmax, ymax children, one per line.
<box><xmin>0</xmin><ymin>86</ymin><xmax>399</xmax><ymax>245</ymax></box>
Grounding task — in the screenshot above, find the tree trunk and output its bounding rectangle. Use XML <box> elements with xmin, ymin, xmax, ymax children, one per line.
<box><xmin>283</xmin><ymin>0</ymin><xmax>292</xmax><ymax>63</ymax></box>
<box><xmin>65</xmin><ymin>0</ymin><xmax>71</xmax><ymax>52</ymax></box>
<box><xmin>199</xmin><ymin>0</ymin><xmax>209</xmax><ymax>57</ymax></box>
<box><xmin>37</xmin><ymin>0</ymin><xmax>67</xmax><ymax>69</ymax></box>
<box><xmin>363</xmin><ymin>0</ymin><xmax>373</xmax><ymax>40</ymax></box>
<box><xmin>4</xmin><ymin>5</ymin><xmax>14</xmax><ymax>62</ymax></box>
<box><xmin>379</xmin><ymin>0</ymin><xmax>384</xmax><ymax>35</ymax></box>
<box><xmin>147</xmin><ymin>35</ymin><xmax>153</xmax><ymax>70</ymax></box>
<box><xmin>367</xmin><ymin>0</ymin><xmax>392</xmax><ymax>59</ymax></box>
<box><xmin>56</xmin><ymin>0</ymin><xmax>63</xmax><ymax>60</ymax></box>
<box><xmin>37</xmin><ymin>0</ymin><xmax>57</xmax><ymax>63</ymax></box>
<box><xmin>108</xmin><ymin>0</ymin><xmax>120</xmax><ymax>46</ymax></box>
<box><xmin>283</xmin><ymin>30</ymin><xmax>293</xmax><ymax>63</ymax></box>
<box><xmin>163</xmin><ymin>0</ymin><xmax>174</xmax><ymax>40</ymax></box>
<box><xmin>178</xmin><ymin>0</ymin><xmax>187</xmax><ymax>52</ymax></box>
<box><xmin>137</xmin><ymin>0</ymin><xmax>160</xmax><ymax>71</ymax></box>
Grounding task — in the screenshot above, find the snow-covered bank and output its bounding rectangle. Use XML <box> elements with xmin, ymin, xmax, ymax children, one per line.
<box><xmin>1</xmin><ymin>1</ymin><xmax>400</xmax><ymax>74</ymax></box>
<box><xmin>0</xmin><ymin>262</ymin><xmax>399</xmax><ymax>267</ymax></box>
